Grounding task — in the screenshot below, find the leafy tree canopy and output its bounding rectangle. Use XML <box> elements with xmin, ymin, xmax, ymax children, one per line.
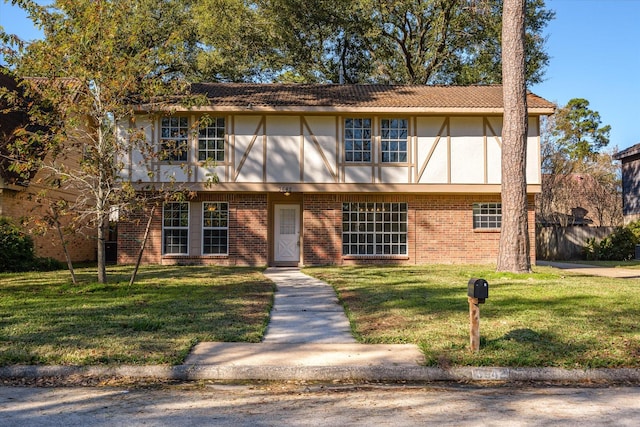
<box><xmin>1</xmin><ymin>0</ymin><xmax>204</xmax><ymax>283</ymax></box>
<box><xmin>551</xmin><ymin>98</ymin><xmax>611</xmax><ymax>164</ymax></box>
<box><xmin>259</xmin><ymin>0</ymin><xmax>553</xmax><ymax>84</ymax></box>
<box><xmin>3</xmin><ymin>0</ymin><xmax>554</xmax><ymax>85</ymax></box>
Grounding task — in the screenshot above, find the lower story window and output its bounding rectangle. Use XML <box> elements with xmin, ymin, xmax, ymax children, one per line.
<box><xmin>342</xmin><ymin>202</ymin><xmax>408</xmax><ymax>256</ymax></box>
<box><xmin>203</xmin><ymin>202</ymin><xmax>229</xmax><ymax>255</ymax></box>
<box><xmin>163</xmin><ymin>202</ymin><xmax>189</xmax><ymax>254</ymax></box>
<box><xmin>473</xmin><ymin>202</ymin><xmax>502</xmax><ymax>229</ymax></box>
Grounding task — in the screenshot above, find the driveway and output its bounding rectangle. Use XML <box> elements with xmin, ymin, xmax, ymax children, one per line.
<box><xmin>537</xmin><ymin>261</ymin><xmax>640</xmax><ymax>279</ymax></box>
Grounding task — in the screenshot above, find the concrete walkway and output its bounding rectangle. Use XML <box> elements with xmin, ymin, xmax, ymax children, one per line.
<box><xmin>262</xmin><ymin>267</ymin><xmax>356</xmax><ymax>343</ymax></box>
<box><xmin>536</xmin><ymin>261</ymin><xmax>640</xmax><ymax>279</ymax></box>
<box><xmin>185</xmin><ymin>268</ymin><xmax>424</xmax><ymax>372</ymax></box>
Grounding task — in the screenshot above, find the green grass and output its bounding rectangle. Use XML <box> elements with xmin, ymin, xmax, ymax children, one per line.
<box><xmin>3</xmin><ymin>263</ymin><xmax>639</xmax><ymax>369</ymax></box>
<box><xmin>0</xmin><ymin>265</ymin><xmax>274</xmax><ymax>366</ymax></box>
<box><xmin>303</xmin><ymin>265</ymin><xmax>640</xmax><ymax>368</ymax></box>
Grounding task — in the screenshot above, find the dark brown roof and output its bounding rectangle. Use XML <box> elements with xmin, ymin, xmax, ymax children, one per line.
<box><xmin>188</xmin><ymin>83</ymin><xmax>555</xmax><ymax>113</ymax></box>
<box><xmin>614</xmin><ymin>143</ymin><xmax>640</xmax><ymax>161</ymax></box>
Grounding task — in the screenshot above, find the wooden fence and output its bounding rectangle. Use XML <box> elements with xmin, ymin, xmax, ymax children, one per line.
<box><xmin>536</xmin><ymin>226</ymin><xmax>616</xmax><ymax>260</ymax></box>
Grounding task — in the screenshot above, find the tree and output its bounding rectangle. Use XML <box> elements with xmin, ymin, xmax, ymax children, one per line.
<box><xmin>551</xmin><ymin>98</ymin><xmax>611</xmax><ymax>164</ymax></box>
<box><xmin>1</xmin><ymin>0</ymin><xmax>200</xmax><ymax>283</ymax></box>
<box><xmin>257</xmin><ymin>0</ymin><xmax>375</xmax><ymax>83</ymax></box>
<box><xmin>188</xmin><ymin>0</ymin><xmax>289</xmax><ymax>83</ymax></box>
<box><xmin>497</xmin><ymin>0</ymin><xmax>530</xmax><ymax>273</ymax></box>
<box><xmin>538</xmin><ymin>99</ymin><xmax>619</xmax><ymax>227</ymax></box>
<box><xmin>259</xmin><ymin>0</ymin><xmax>553</xmax><ymax>85</ymax></box>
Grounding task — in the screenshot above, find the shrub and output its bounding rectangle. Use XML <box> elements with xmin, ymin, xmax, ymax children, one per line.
<box><xmin>0</xmin><ymin>217</ymin><xmax>65</xmax><ymax>272</ymax></box>
<box><xmin>32</xmin><ymin>257</ymin><xmax>65</xmax><ymax>271</ymax></box>
<box><xmin>0</xmin><ymin>216</ymin><xmax>36</xmax><ymax>272</ymax></box>
<box><xmin>584</xmin><ymin>221</ymin><xmax>640</xmax><ymax>261</ymax></box>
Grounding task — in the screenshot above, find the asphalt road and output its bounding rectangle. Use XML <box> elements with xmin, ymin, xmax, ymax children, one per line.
<box><xmin>1</xmin><ymin>383</ymin><xmax>640</xmax><ymax>426</ymax></box>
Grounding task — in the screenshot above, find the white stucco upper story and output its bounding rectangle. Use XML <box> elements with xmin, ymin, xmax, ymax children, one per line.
<box><xmin>116</xmin><ymin>84</ymin><xmax>555</xmax><ymax>193</ymax></box>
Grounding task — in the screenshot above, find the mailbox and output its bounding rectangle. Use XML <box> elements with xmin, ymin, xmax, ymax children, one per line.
<box><xmin>468</xmin><ymin>278</ymin><xmax>489</xmax><ymax>301</ymax></box>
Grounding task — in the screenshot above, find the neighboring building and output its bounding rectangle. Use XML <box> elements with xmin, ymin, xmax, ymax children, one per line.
<box><xmin>614</xmin><ymin>143</ymin><xmax>640</xmax><ymax>224</ymax></box>
<box><xmin>537</xmin><ymin>173</ymin><xmax>621</xmax><ymax>227</ymax></box>
<box><xmin>117</xmin><ymin>84</ymin><xmax>555</xmax><ymax>267</ymax></box>
<box><xmin>0</xmin><ymin>71</ymin><xmax>96</xmax><ymax>263</ymax></box>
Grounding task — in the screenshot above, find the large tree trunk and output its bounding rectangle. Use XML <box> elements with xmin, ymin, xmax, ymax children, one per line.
<box><xmin>497</xmin><ymin>0</ymin><xmax>531</xmax><ymax>273</ymax></box>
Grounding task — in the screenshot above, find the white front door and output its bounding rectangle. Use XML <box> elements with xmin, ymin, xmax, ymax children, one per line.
<box><xmin>274</xmin><ymin>204</ymin><xmax>300</xmax><ymax>263</ymax></box>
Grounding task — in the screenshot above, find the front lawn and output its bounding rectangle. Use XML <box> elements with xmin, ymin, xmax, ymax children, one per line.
<box><xmin>0</xmin><ymin>266</ymin><xmax>274</xmax><ymax>366</ymax></box>
<box><xmin>304</xmin><ymin>265</ymin><xmax>640</xmax><ymax>368</ymax></box>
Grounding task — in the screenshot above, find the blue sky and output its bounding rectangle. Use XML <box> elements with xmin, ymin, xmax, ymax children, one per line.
<box><xmin>1</xmin><ymin>0</ymin><xmax>639</xmax><ymax>151</ymax></box>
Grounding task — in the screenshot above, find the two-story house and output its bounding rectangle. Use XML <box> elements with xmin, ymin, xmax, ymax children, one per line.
<box><xmin>116</xmin><ymin>84</ymin><xmax>555</xmax><ymax>267</ymax></box>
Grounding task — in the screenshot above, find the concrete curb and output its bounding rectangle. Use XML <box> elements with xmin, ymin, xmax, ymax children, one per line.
<box><xmin>2</xmin><ymin>365</ymin><xmax>640</xmax><ymax>383</ymax></box>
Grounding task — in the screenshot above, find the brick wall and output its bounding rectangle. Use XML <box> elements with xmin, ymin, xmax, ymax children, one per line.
<box><xmin>0</xmin><ymin>188</ymin><xmax>96</xmax><ymax>262</ymax></box>
<box><xmin>117</xmin><ymin>193</ymin><xmax>268</xmax><ymax>266</ymax></box>
<box><xmin>301</xmin><ymin>193</ymin><xmax>536</xmax><ymax>266</ymax></box>
<box><xmin>302</xmin><ymin>194</ymin><xmax>342</xmax><ymax>265</ymax></box>
<box><xmin>227</xmin><ymin>194</ymin><xmax>268</xmax><ymax>266</ymax></box>
<box><xmin>117</xmin><ymin>191</ymin><xmax>536</xmax><ymax>267</ymax></box>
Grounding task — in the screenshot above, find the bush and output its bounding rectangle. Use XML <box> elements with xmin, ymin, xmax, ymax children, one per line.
<box><xmin>0</xmin><ymin>217</ymin><xmax>65</xmax><ymax>272</ymax></box>
<box><xmin>584</xmin><ymin>222</ymin><xmax>640</xmax><ymax>261</ymax></box>
<box><xmin>32</xmin><ymin>257</ymin><xmax>65</xmax><ymax>271</ymax></box>
<box><xmin>0</xmin><ymin>216</ymin><xmax>36</xmax><ymax>272</ymax></box>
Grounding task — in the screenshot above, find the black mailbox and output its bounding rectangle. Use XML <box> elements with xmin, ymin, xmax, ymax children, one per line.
<box><xmin>468</xmin><ymin>278</ymin><xmax>489</xmax><ymax>301</ymax></box>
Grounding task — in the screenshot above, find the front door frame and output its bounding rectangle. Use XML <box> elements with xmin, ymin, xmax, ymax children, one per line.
<box><xmin>273</xmin><ymin>203</ymin><xmax>301</xmax><ymax>266</ymax></box>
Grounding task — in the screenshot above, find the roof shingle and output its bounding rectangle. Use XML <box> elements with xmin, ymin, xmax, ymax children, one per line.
<box><xmin>188</xmin><ymin>83</ymin><xmax>555</xmax><ymax>112</ymax></box>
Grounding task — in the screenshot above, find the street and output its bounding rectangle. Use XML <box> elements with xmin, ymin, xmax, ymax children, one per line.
<box><xmin>1</xmin><ymin>382</ymin><xmax>639</xmax><ymax>426</ymax></box>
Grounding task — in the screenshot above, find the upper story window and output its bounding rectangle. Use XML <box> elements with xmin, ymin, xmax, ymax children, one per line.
<box><xmin>160</xmin><ymin>117</ymin><xmax>189</xmax><ymax>162</ymax></box>
<box><xmin>163</xmin><ymin>202</ymin><xmax>189</xmax><ymax>254</ymax></box>
<box><xmin>198</xmin><ymin>117</ymin><xmax>225</xmax><ymax>162</ymax></box>
<box><xmin>381</xmin><ymin>118</ymin><xmax>408</xmax><ymax>163</ymax></box>
<box><xmin>345</xmin><ymin>118</ymin><xmax>372</xmax><ymax>162</ymax></box>
<box><xmin>473</xmin><ymin>202</ymin><xmax>502</xmax><ymax>229</ymax></box>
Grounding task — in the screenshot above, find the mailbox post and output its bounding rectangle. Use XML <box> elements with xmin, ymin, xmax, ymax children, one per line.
<box><xmin>467</xmin><ymin>278</ymin><xmax>489</xmax><ymax>352</ymax></box>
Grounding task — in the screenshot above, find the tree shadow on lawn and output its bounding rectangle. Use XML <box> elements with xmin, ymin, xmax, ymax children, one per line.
<box><xmin>480</xmin><ymin>327</ymin><xmax>592</xmax><ymax>366</ymax></box>
<box><xmin>0</xmin><ymin>281</ymin><xmax>274</xmax><ymax>365</ymax></box>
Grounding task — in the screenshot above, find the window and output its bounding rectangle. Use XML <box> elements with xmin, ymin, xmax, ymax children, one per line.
<box><xmin>202</xmin><ymin>202</ymin><xmax>228</xmax><ymax>255</ymax></box>
<box><xmin>345</xmin><ymin>118</ymin><xmax>372</xmax><ymax>162</ymax></box>
<box><xmin>342</xmin><ymin>202</ymin><xmax>408</xmax><ymax>256</ymax></box>
<box><xmin>381</xmin><ymin>118</ymin><xmax>408</xmax><ymax>162</ymax></box>
<box><xmin>473</xmin><ymin>203</ymin><xmax>502</xmax><ymax>229</ymax></box>
<box><xmin>198</xmin><ymin>117</ymin><xmax>225</xmax><ymax>162</ymax></box>
<box><xmin>161</xmin><ymin>117</ymin><xmax>189</xmax><ymax>162</ymax></box>
<box><xmin>163</xmin><ymin>202</ymin><xmax>189</xmax><ymax>254</ymax></box>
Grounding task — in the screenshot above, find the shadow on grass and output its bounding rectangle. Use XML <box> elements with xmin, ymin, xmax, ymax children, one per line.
<box><xmin>0</xmin><ymin>268</ymin><xmax>275</xmax><ymax>366</ymax></box>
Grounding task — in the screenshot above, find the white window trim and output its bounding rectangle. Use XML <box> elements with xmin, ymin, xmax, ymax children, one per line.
<box><xmin>380</xmin><ymin>118</ymin><xmax>409</xmax><ymax>163</ymax></box>
<box><xmin>202</xmin><ymin>201</ymin><xmax>229</xmax><ymax>256</ymax></box>
<box><xmin>344</xmin><ymin>118</ymin><xmax>373</xmax><ymax>163</ymax></box>
<box><xmin>162</xmin><ymin>202</ymin><xmax>190</xmax><ymax>255</ymax></box>
<box><xmin>342</xmin><ymin>202</ymin><xmax>408</xmax><ymax>256</ymax></box>
<box><xmin>198</xmin><ymin>117</ymin><xmax>226</xmax><ymax>163</ymax></box>
<box><xmin>472</xmin><ymin>202</ymin><xmax>502</xmax><ymax>230</ymax></box>
<box><xmin>159</xmin><ymin>116</ymin><xmax>190</xmax><ymax>163</ymax></box>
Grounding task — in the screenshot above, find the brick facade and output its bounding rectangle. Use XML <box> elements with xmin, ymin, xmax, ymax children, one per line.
<box><xmin>117</xmin><ymin>191</ymin><xmax>536</xmax><ymax>267</ymax></box>
<box><xmin>0</xmin><ymin>188</ymin><xmax>96</xmax><ymax>263</ymax></box>
<box><xmin>117</xmin><ymin>193</ymin><xmax>269</xmax><ymax>266</ymax></box>
<box><xmin>302</xmin><ymin>193</ymin><xmax>535</xmax><ymax>266</ymax></box>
